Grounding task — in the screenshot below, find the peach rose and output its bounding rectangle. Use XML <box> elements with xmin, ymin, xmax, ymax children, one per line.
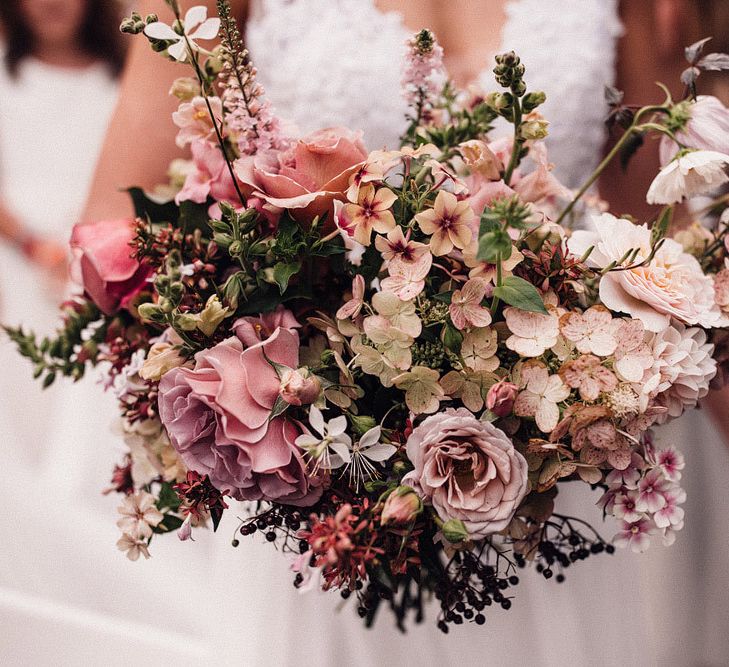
<box><xmin>234</xmin><ymin>127</ymin><xmax>368</xmax><ymax>224</ymax></box>
<box><xmin>569</xmin><ymin>213</ymin><xmax>720</xmax><ymax>332</ymax></box>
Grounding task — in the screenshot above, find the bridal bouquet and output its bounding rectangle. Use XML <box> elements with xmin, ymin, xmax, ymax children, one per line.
<box><xmin>8</xmin><ymin>1</ymin><xmax>729</xmax><ymax>631</ymax></box>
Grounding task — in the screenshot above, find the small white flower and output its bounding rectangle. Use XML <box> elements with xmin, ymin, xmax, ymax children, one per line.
<box><xmin>295</xmin><ymin>406</ymin><xmax>352</xmax><ymax>472</ymax></box>
<box><xmin>343</xmin><ymin>426</ymin><xmax>397</xmax><ymax>491</ymax></box>
<box><xmin>144</xmin><ymin>6</ymin><xmax>221</xmax><ymax>62</ymax></box>
<box><xmin>646</xmin><ymin>149</ymin><xmax>729</xmax><ymax>205</ymax></box>
<box><xmin>117</xmin><ymin>533</ymin><xmax>151</xmax><ymax>561</ymax></box>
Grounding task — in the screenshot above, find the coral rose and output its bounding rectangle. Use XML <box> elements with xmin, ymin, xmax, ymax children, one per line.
<box><xmin>70</xmin><ymin>219</ymin><xmax>151</xmax><ymax>315</ymax></box>
<box><xmin>402</xmin><ymin>408</ymin><xmax>528</xmax><ymax>538</ymax></box>
<box><xmin>158</xmin><ymin>328</ymin><xmax>322</xmax><ymax>506</ymax></box>
<box><xmin>234</xmin><ymin>127</ymin><xmax>368</xmax><ymax>224</ymax></box>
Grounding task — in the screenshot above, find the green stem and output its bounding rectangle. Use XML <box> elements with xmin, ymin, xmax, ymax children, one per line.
<box><xmin>502</xmin><ymin>99</ymin><xmax>522</xmax><ymax>186</ymax></box>
<box><xmin>554</xmin><ymin>105</ymin><xmax>671</xmax><ymax>226</ymax></box>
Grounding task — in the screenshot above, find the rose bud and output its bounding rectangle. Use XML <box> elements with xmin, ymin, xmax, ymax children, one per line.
<box><xmin>486</xmin><ymin>380</ymin><xmax>519</xmax><ymax>417</ymax></box>
<box><xmin>381</xmin><ymin>486</ymin><xmax>423</xmax><ymax>526</ymax></box>
<box><xmin>279</xmin><ymin>368</ymin><xmax>322</xmax><ymax>406</ymax></box>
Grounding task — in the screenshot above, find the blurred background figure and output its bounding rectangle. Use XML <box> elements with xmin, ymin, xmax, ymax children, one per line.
<box><xmin>0</xmin><ymin>0</ymin><xmax>123</xmax><ymax>464</ymax></box>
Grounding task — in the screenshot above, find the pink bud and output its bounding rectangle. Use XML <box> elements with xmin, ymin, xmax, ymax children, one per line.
<box><xmin>381</xmin><ymin>486</ymin><xmax>423</xmax><ymax>526</ymax></box>
<box><xmin>279</xmin><ymin>368</ymin><xmax>322</xmax><ymax>406</ymax></box>
<box><xmin>486</xmin><ymin>380</ymin><xmax>518</xmax><ymax>417</ymax></box>
<box><xmin>177</xmin><ymin>516</ymin><xmax>192</xmax><ymax>541</ymax></box>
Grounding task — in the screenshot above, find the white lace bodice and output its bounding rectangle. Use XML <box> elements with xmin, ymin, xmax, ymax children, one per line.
<box><xmin>246</xmin><ymin>0</ymin><xmax>623</xmax><ymax>187</ymax></box>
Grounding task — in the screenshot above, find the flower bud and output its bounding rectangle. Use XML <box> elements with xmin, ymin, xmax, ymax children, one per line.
<box><xmin>279</xmin><ymin>368</ymin><xmax>322</xmax><ymax>406</ymax></box>
<box><xmin>520</xmin><ymin>117</ymin><xmax>549</xmax><ymax>141</ymax></box>
<box><xmin>138</xmin><ymin>302</ymin><xmax>165</xmax><ymax>323</ymax></box>
<box><xmin>140</xmin><ymin>340</ymin><xmax>186</xmax><ymax>382</ymax></box>
<box><xmin>177</xmin><ymin>515</ymin><xmax>192</xmax><ymax>541</ymax></box>
<box><xmin>486</xmin><ymin>380</ymin><xmax>518</xmax><ymax>417</ymax></box>
<box><xmin>442</xmin><ymin>518</ymin><xmax>469</xmax><ymax>544</ymax></box>
<box><xmin>169</xmin><ymin>77</ymin><xmax>199</xmax><ymax>101</ymax></box>
<box><xmin>381</xmin><ymin>486</ymin><xmax>423</xmax><ymax>526</ymax></box>
<box><xmin>522</xmin><ymin>90</ymin><xmax>546</xmax><ymax>112</ymax></box>
<box><xmin>348</xmin><ymin>413</ymin><xmax>377</xmax><ymax>436</ymax></box>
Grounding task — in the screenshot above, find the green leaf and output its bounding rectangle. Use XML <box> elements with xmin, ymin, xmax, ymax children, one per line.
<box><xmin>155</xmin><ymin>513</ymin><xmax>184</xmax><ymax>533</ymax></box>
<box><xmin>478</xmin><ymin>210</ymin><xmax>501</xmax><ymax>237</ymax></box>
<box><xmin>432</xmin><ymin>291</ymin><xmax>453</xmax><ymax>304</ymax></box>
<box><xmin>156</xmin><ymin>481</ymin><xmax>182</xmax><ymax>512</ymax></box>
<box><xmin>178</xmin><ymin>200</ymin><xmax>211</xmax><ymax>235</ymax></box>
<box><xmin>272</xmin><ymin>261</ymin><xmax>302</xmax><ymax>295</ymax></box>
<box><xmin>477</xmin><ymin>229</ymin><xmax>512</xmax><ymax>263</ymax></box>
<box><xmin>493</xmin><ymin>275</ymin><xmax>548</xmax><ymax>314</ymax></box>
<box><xmin>269</xmin><ymin>395</ymin><xmax>290</xmax><ymax>421</ymax></box>
<box><xmin>442</xmin><ymin>322</ymin><xmax>463</xmax><ymax>353</ymax></box>
<box><xmin>651</xmin><ymin>206</ymin><xmax>673</xmax><ymax>246</ymax></box>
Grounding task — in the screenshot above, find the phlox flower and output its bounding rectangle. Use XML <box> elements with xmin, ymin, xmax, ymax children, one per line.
<box><xmin>612</xmin><ymin>490</ymin><xmax>643</xmax><ymax>523</ymax></box>
<box><xmin>504</xmin><ymin>306</ymin><xmax>559</xmax><ymax>358</ymax></box>
<box><xmin>647</xmin><ymin>149</ymin><xmax>729</xmax><ymax>205</ymax></box>
<box><xmin>393</xmin><ymin>366</ymin><xmax>445</xmax><ymax>415</ymax></box>
<box><xmin>116</xmin><ymin>490</ymin><xmax>164</xmax><ymax>539</ymax></box>
<box><xmin>655</xmin><ymin>447</ymin><xmax>685</xmax><ymax>483</ymax></box>
<box><xmin>375</xmin><ymin>226</ymin><xmax>429</xmax><ymax>267</ymax></box>
<box><xmin>144</xmin><ymin>6</ymin><xmax>220</xmax><ymax>62</ymax></box>
<box><xmin>614</xmin><ymin>518</ymin><xmax>655</xmax><ymax>553</ymax></box>
<box><xmin>117</xmin><ymin>533</ymin><xmax>152</xmax><ymax>561</ymax></box>
<box><xmin>559</xmin><ymin>305</ymin><xmax>618</xmax><ymax>357</ymax></box>
<box><xmin>653</xmin><ymin>487</ymin><xmax>686</xmax><ymax>530</ymax></box>
<box><xmin>414</xmin><ymin>190</ymin><xmax>473</xmax><ymax>256</ymax></box>
<box><xmin>340</xmin><ymin>185</ymin><xmax>397</xmax><ymax>245</ymax></box>
<box><xmin>635</xmin><ymin>468</ymin><xmax>669</xmax><ymax>514</ymax></box>
<box><xmin>514</xmin><ymin>362</ymin><xmax>570</xmax><ymax>433</ymax></box>
<box><xmin>423</xmin><ymin>159</ymin><xmax>468</xmax><ymax>194</ymax></box>
<box><xmin>449</xmin><ymin>278</ymin><xmax>492</xmax><ymax>330</ymax></box>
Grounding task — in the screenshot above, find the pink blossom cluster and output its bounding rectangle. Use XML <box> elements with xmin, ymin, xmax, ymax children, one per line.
<box><xmin>401</xmin><ymin>30</ymin><xmax>445</xmax><ymax>114</ymax></box>
<box><xmin>599</xmin><ymin>442</ymin><xmax>686</xmax><ymax>552</ymax></box>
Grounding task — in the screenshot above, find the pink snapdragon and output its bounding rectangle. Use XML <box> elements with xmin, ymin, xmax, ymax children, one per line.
<box><xmin>402</xmin><ymin>29</ymin><xmax>445</xmax><ymax>116</ymax></box>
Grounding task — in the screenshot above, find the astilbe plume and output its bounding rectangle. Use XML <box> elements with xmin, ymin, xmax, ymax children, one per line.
<box><xmin>216</xmin><ymin>0</ymin><xmax>287</xmax><ymax>155</ymax></box>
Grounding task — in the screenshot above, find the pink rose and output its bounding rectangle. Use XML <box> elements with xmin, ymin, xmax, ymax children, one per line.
<box><xmin>380</xmin><ymin>486</ymin><xmax>423</xmax><ymax>526</ymax></box>
<box><xmin>158</xmin><ymin>329</ymin><xmax>322</xmax><ymax>506</ymax></box>
<box><xmin>402</xmin><ymin>408</ymin><xmax>528</xmax><ymax>539</ymax></box>
<box><xmin>234</xmin><ymin>127</ymin><xmax>368</xmax><ymax>225</ymax></box>
<box><xmin>486</xmin><ymin>380</ymin><xmax>519</xmax><ymax>417</ymax></box>
<box><xmin>70</xmin><ymin>219</ymin><xmax>151</xmax><ymax>315</ymax></box>
<box><xmin>232</xmin><ymin>305</ymin><xmax>301</xmax><ymax>347</ymax></box>
<box><xmin>176</xmin><ymin>139</ymin><xmax>240</xmax><ymax>206</ymax></box>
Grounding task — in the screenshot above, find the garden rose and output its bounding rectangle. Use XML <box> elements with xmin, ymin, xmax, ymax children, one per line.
<box><xmin>158</xmin><ymin>328</ymin><xmax>322</xmax><ymax>506</ymax></box>
<box><xmin>402</xmin><ymin>408</ymin><xmax>528</xmax><ymax>538</ymax></box>
<box><xmin>569</xmin><ymin>213</ymin><xmax>720</xmax><ymax>332</ymax></box>
<box><xmin>232</xmin><ymin>305</ymin><xmax>301</xmax><ymax>347</ymax></box>
<box><xmin>234</xmin><ymin>127</ymin><xmax>368</xmax><ymax>224</ymax></box>
<box><xmin>70</xmin><ymin>219</ymin><xmax>151</xmax><ymax>315</ymax></box>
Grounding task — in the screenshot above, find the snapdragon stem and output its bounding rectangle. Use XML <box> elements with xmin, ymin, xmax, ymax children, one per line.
<box><xmin>502</xmin><ymin>99</ymin><xmax>522</xmax><ymax>186</ymax></box>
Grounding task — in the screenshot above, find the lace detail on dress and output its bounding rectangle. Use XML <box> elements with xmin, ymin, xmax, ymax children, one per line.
<box><xmin>246</xmin><ymin>0</ymin><xmax>622</xmax><ymax>187</ymax></box>
<box><xmin>486</xmin><ymin>0</ymin><xmax>623</xmax><ymax>187</ymax></box>
<box><xmin>246</xmin><ymin>0</ymin><xmax>411</xmax><ymax>150</ymax></box>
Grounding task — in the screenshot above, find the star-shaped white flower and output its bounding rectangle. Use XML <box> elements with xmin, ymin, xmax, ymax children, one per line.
<box><xmin>144</xmin><ymin>6</ymin><xmax>220</xmax><ymax>62</ymax></box>
<box><xmin>295</xmin><ymin>405</ymin><xmax>352</xmax><ymax>472</ymax></box>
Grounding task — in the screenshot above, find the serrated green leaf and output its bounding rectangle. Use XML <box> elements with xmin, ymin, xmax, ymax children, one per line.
<box><xmin>272</xmin><ymin>261</ymin><xmax>301</xmax><ymax>295</ymax></box>
<box><xmin>269</xmin><ymin>394</ymin><xmax>290</xmax><ymax>421</ymax></box>
<box><xmin>492</xmin><ymin>275</ymin><xmax>548</xmax><ymax>314</ymax></box>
